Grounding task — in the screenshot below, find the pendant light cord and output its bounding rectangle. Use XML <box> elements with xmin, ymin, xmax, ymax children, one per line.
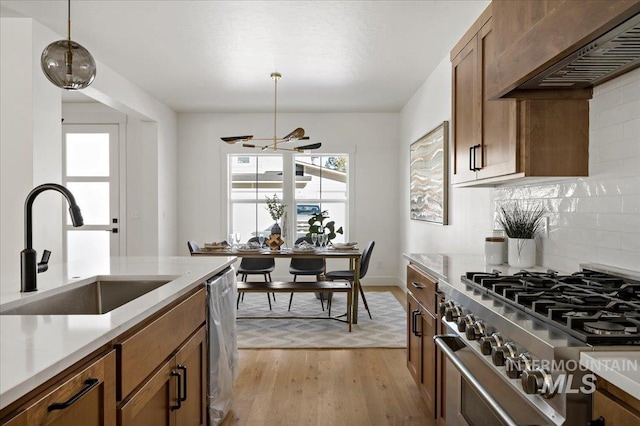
<box><xmin>67</xmin><ymin>0</ymin><xmax>71</xmax><ymax>41</ymax></box>
<box><xmin>273</xmin><ymin>76</ymin><xmax>278</xmax><ymax>151</ymax></box>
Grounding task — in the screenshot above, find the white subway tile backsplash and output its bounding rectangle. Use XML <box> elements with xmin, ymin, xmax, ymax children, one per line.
<box><xmin>623</xmin><ymin>195</ymin><xmax>640</xmax><ymax>214</ymax></box>
<box><xmin>597</xmin><ymin>99</ymin><xmax>640</xmax><ymax>128</ymax></box>
<box><xmin>589</xmin><ymin>159</ymin><xmax>625</xmax><ymax>179</ymax></box>
<box><xmin>595</xmin><ymin>247</ymin><xmax>640</xmax><ymax>268</ymax></box>
<box><xmin>575</xmin><ymin>197</ymin><xmax>622</xmax><ymax>213</ymax></box>
<box><xmin>596</xmin><ymin>176</ymin><xmax>640</xmax><ymax>196</ymax></box>
<box><xmin>590</xmin><ymin>123</ymin><xmax>623</xmax><ymax>146</ymax></box>
<box><xmin>597</xmin><ymin>213</ymin><xmax>640</xmax><ymax>232</ymax></box>
<box><xmin>591</xmin><ymin>87</ymin><xmax>623</xmax><ymax>113</ymax></box>
<box><xmin>596</xmin><ymin>140</ymin><xmax>640</xmax><ymax>162</ymax></box>
<box><xmin>623</xmin><ymin>78</ymin><xmax>640</xmax><ymax>103</ymax></box>
<box><xmin>623</xmin><ymin>118</ymin><xmax>640</xmax><ymax>141</ymax></box>
<box><xmin>621</xmin><ymin>233</ymin><xmax>640</xmax><ymax>252</ymax></box>
<box><xmin>492</xmin><ymin>69</ymin><xmax>640</xmax><ymax>271</ymax></box>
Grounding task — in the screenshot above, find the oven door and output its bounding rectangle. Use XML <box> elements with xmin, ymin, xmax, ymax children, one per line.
<box><xmin>435</xmin><ymin>334</ymin><xmax>557</xmax><ymax>426</ymax></box>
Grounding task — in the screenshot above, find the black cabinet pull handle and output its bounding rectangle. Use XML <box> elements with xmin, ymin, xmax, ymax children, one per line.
<box><xmin>473</xmin><ymin>144</ymin><xmax>481</xmax><ymax>171</ymax></box>
<box><xmin>177</xmin><ymin>364</ymin><xmax>187</xmax><ymax>402</ymax></box>
<box><xmin>411</xmin><ymin>282</ymin><xmax>425</xmax><ymax>290</ymax></box>
<box><xmin>587</xmin><ymin>417</ymin><xmax>605</xmax><ymax>426</ymax></box>
<box><xmin>412</xmin><ymin>310</ymin><xmax>422</xmax><ymax>337</ymax></box>
<box><xmin>48</xmin><ymin>378</ymin><xmax>99</xmax><ymax>412</ymax></box>
<box><xmin>170</xmin><ymin>370</ymin><xmax>182</xmax><ymax>410</ymax></box>
<box><xmin>411</xmin><ymin>309</ymin><xmax>418</xmax><ymax>336</ymax></box>
<box><xmin>469</xmin><ymin>146</ymin><xmax>474</xmax><ymax>171</ymax></box>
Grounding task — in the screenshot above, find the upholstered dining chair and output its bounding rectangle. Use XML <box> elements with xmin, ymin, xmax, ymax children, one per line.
<box><xmin>237</xmin><ymin>236</ymin><xmax>276</xmax><ymax>309</ymax></box>
<box><xmin>187</xmin><ymin>240</ymin><xmax>200</xmax><ymax>254</ymax></box>
<box><xmin>325</xmin><ymin>241</ymin><xmax>375</xmax><ymax>319</ymax></box>
<box><xmin>288</xmin><ymin>237</ymin><xmax>326</xmax><ymax>311</ymax></box>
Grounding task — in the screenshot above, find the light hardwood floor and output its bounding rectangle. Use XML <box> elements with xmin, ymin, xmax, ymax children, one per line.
<box><xmin>221</xmin><ymin>287</ymin><xmax>436</xmax><ymax>426</ymax></box>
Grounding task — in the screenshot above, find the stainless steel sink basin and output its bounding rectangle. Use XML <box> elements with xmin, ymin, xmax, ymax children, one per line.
<box><xmin>0</xmin><ymin>279</ymin><xmax>172</xmax><ymax>315</ymax></box>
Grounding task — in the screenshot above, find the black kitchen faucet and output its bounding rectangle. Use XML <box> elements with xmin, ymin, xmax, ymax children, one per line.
<box><xmin>21</xmin><ymin>183</ymin><xmax>83</xmax><ymax>292</ymax></box>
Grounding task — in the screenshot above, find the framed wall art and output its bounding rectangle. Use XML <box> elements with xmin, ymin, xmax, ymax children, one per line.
<box><xmin>409</xmin><ymin>121</ymin><xmax>449</xmax><ymax>224</ymax></box>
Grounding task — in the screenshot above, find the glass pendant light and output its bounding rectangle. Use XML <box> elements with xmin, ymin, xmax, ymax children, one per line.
<box><xmin>41</xmin><ymin>0</ymin><xmax>96</xmax><ymax>90</ymax></box>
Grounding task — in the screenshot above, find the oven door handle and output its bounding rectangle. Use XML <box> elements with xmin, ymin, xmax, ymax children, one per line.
<box><xmin>434</xmin><ymin>335</ymin><xmax>519</xmax><ymax>426</ymax></box>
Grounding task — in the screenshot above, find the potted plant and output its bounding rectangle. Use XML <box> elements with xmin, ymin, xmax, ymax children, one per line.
<box><xmin>265</xmin><ymin>194</ymin><xmax>286</xmax><ymax>236</ymax></box>
<box><xmin>306</xmin><ymin>210</ymin><xmax>343</xmax><ymax>245</ymax></box>
<box><xmin>497</xmin><ymin>202</ymin><xmax>544</xmax><ymax>268</ymax></box>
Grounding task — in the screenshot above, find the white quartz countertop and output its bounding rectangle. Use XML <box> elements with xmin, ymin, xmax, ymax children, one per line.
<box><xmin>0</xmin><ymin>256</ymin><xmax>236</xmax><ymax>410</ymax></box>
<box><xmin>580</xmin><ymin>352</ymin><xmax>640</xmax><ymax>399</ymax></box>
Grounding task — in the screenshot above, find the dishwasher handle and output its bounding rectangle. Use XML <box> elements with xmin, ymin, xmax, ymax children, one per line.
<box><xmin>434</xmin><ymin>334</ymin><xmax>518</xmax><ymax>426</ymax></box>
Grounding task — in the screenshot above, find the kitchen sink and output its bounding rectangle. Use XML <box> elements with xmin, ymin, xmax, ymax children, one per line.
<box><xmin>0</xmin><ymin>279</ymin><xmax>173</xmax><ymax>315</ymax></box>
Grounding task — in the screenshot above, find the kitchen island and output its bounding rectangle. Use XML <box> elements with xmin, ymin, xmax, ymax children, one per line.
<box><xmin>0</xmin><ymin>256</ymin><xmax>236</xmax><ymax>417</ymax></box>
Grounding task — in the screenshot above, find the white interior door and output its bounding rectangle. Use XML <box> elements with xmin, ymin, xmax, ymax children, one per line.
<box><xmin>62</xmin><ymin>124</ymin><xmax>120</xmax><ymax>266</ymax></box>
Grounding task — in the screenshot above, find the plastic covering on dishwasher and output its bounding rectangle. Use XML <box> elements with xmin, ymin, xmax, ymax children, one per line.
<box><xmin>206</xmin><ymin>267</ymin><xmax>238</xmax><ymax>425</ymax></box>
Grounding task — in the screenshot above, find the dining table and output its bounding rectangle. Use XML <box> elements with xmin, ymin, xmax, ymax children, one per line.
<box><xmin>191</xmin><ymin>246</ymin><xmax>364</xmax><ymax>324</ymax></box>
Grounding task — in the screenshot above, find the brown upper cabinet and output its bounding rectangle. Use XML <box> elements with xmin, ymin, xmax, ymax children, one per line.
<box><xmin>487</xmin><ymin>0</ymin><xmax>640</xmax><ymax>99</ymax></box>
<box><xmin>451</xmin><ymin>5</ymin><xmax>589</xmax><ymax>186</ymax></box>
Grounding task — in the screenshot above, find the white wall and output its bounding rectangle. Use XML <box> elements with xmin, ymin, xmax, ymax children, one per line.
<box><xmin>177</xmin><ymin>112</ymin><xmax>400</xmax><ymax>284</ymax></box>
<box><xmin>493</xmin><ymin>67</ymin><xmax>640</xmax><ymax>272</ymax></box>
<box><xmin>0</xmin><ymin>17</ymin><xmax>178</xmax><ymax>290</ymax></box>
<box><xmin>398</xmin><ymin>56</ymin><xmax>493</xmax><ymax>281</ymax></box>
<box><xmin>0</xmin><ymin>18</ymin><xmax>34</xmax><ymax>282</ymax></box>
<box><xmin>0</xmin><ymin>18</ymin><xmax>63</xmax><ymax>282</ymax></box>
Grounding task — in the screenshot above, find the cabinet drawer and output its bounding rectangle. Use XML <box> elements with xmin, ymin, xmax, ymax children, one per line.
<box><xmin>407</xmin><ymin>264</ymin><xmax>438</xmax><ymax>315</ymax></box>
<box><xmin>5</xmin><ymin>351</ymin><xmax>116</xmax><ymax>426</ymax></box>
<box><xmin>117</xmin><ymin>288</ymin><xmax>205</xmax><ymax>399</ymax></box>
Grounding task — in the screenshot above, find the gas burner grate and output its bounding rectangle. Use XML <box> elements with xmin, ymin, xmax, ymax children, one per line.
<box><xmin>460</xmin><ymin>268</ymin><xmax>640</xmax><ymax>344</ymax></box>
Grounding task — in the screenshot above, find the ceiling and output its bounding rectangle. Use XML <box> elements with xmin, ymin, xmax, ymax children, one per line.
<box><xmin>0</xmin><ymin>0</ymin><xmax>489</xmax><ymax>113</ymax></box>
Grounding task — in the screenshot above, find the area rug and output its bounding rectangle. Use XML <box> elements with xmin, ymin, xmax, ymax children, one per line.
<box><xmin>236</xmin><ymin>291</ymin><xmax>406</xmax><ymax>348</ymax></box>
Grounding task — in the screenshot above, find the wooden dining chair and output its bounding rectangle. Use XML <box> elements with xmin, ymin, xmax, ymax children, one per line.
<box><xmin>236</xmin><ymin>237</ymin><xmax>277</xmax><ymax>310</ymax></box>
<box><xmin>325</xmin><ymin>241</ymin><xmax>375</xmax><ymax>319</ymax></box>
<box><xmin>288</xmin><ymin>237</ymin><xmax>326</xmax><ymax>311</ymax></box>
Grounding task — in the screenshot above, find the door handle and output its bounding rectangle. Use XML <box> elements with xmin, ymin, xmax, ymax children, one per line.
<box><xmin>469</xmin><ymin>146</ymin><xmax>474</xmax><ymax>171</ymax></box>
<box><xmin>412</xmin><ymin>310</ymin><xmax>422</xmax><ymax>337</ymax></box>
<box><xmin>177</xmin><ymin>364</ymin><xmax>187</xmax><ymax>402</ymax></box>
<box><xmin>170</xmin><ymin>370</ymin><xmax>182</xmax><ymax>410</ymax></box>
<box><xmin>48</xmin><ymin>378</ymin><xmax>99</xmax><ymax>411</ymax></box>
<box><xmin>472</xmin><ymin>144</ymin><xmax>481</xmax><ymax>171</ymax></box>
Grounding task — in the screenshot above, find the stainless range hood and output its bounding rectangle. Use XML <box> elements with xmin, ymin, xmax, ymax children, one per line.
<box><xmin>519</xmin><ymin>12</ymin><xmax>640</xmax><ymax>90</ymax></box>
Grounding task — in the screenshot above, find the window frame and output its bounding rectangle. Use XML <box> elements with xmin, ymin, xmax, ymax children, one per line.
<box><xmin>225</xmin><ymin>152</ymin><xmax>353</xmax><ymax>246</ymax></box>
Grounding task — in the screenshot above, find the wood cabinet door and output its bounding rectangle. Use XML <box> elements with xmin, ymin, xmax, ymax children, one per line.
<box><xmin>118</xmin><ymin>357</ymin><xmax>178</xmax><ymax>426</ymax></box>
<box><xmin>175</xmin><ymin>327</ymin><xmax>207</xmax><ymax>426</ymax></box>
<box><xmin>5</xmin><ymin>351</ymin><xmax>116</xmax><ymax>426</ymax></box>
<box><xmin>420</xmin><ymin>310</ymin><xmax>437</xmax><ymax>418</ymax></box>
<box><xmin>406</xmin><ymin>294</ymin><xmax>422</xmax><ymax>387</ymax></box>
<box><xmin>451</xmin><ymin>36</ymin><xmax>481</xmax><ymax>184</ymax></box>
<box><xmin>593</xmin><ymin>389</ymin><xmax>640</xmax><ymax>424</ymax></box>
<box><xmin>476</xmin><ymin>19</ymin><xmax>518</xmax><ymax>181</ymax></box>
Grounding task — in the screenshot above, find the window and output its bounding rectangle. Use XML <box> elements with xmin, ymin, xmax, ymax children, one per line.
<box><xmin>228</xmin><ymin>153</ymin><xmax>349</xmax><ymax>244</ymax></box>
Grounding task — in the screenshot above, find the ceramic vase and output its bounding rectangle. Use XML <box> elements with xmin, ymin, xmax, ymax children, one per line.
<box><xmin>271</xmin><ymin>221</ymin><xmax>281</xmax><ymax>236</ymax></box>
<box><xmin>508</xmin><ymin>238</ymin><xmax>535</xmax><ymax>268</ymax></box>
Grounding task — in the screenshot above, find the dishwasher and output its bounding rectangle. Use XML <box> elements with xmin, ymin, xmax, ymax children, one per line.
<box><xmin>206</xmin><ymin>267</ymin><xmax>238</xmax><ymax>425</ymax></box>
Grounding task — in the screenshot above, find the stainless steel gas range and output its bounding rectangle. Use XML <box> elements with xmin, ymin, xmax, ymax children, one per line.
<box><xmin>409</xmin><ymin>254</ymin><xmax>640</xmax><ymax>426</ymax></box>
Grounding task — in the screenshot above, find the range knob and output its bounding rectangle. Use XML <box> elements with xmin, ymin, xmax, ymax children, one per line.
<box><xmin>478</xmin><ymin>333</ymin><xmax>504</xmax><ymax>355</ymax></box>
<box><xmin>521</xmin><ymin>367</ymin><xmax>557</xmax><ymax>399</ymax></box>
<box><xmin>445</xmin><ymin>305</ymin><xmax>464</xmax><ymax>322</ymax></box>
<box><xmin>465</xmin><ymin>320</ymin><xmax>486</xmax><ymax>340</ymax></box>
<box><xmin>457</xmin><ymin>314</ymin><xmax>476</xmax><ymax>332</ymax></box>
<box><xmin>491</xmin><ymin>342</ymin><xmax>518</xmax><ymax>367</ymax></box>
<box><xmin>505</xmin><ymin>353</ymin><xmax>532</xmax><ymax>379</ymax></box>
<box><xmin>439</xmin><ymin>301</ymin><xmax>455</xmax><ymax>316</ymax></box>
